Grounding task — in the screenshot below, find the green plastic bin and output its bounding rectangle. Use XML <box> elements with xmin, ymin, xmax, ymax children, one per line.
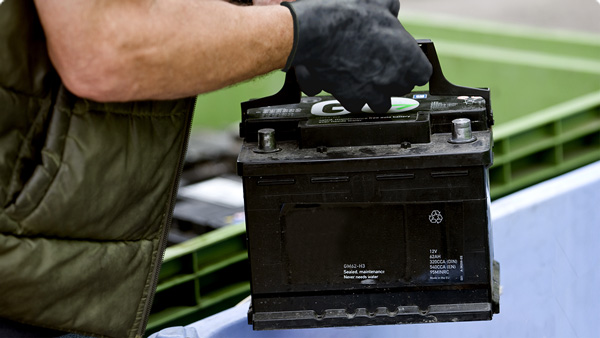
<box><xmin>401</xmin><ymin>13</ymin><xmax>600</xmax><ymax>197</ymax></box>
<box><xmin>146</xmin><ymin>223</ymin><xmax>249</xmax><ymax>335</ymax></box>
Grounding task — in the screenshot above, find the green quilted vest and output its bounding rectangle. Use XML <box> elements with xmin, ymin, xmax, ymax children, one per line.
<box><xmin>0</xmin><ymin>1</ymin><xmax>195</xmax><ymax>337</ymax></box>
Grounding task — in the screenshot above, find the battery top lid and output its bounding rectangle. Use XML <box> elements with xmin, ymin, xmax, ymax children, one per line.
<box><xmin>243</xmin><ymin>94</ymin><xmax>487</xmax><ymax>148</ymax></box>
<box><xmin>240</xmin><ymin>41</ymin><xmax>492</xmax><ymax>148</ymax></box>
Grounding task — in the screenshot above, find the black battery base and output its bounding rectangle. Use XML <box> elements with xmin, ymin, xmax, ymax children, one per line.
<box><xmin>250</xmin><ymin>260</ymin><xmax>500</xmax><ymax>330</ymax></box>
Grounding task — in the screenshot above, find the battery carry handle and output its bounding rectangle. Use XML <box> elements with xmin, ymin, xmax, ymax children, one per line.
<box><xmin>420</xmin><ymin>39</ymin><xmax>493</xmax><ymax>125</ymax></box>
<box><xmin>240</xmin><ymin>40</ymin><xmax>493</xmax><ymax>126</ymax></box>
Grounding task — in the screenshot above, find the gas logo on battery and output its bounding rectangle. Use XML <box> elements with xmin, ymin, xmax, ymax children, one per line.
<box><xmin>310</xmin><ymin>97</ymin><xmax>420</xmax><ymax>116</ymax></box>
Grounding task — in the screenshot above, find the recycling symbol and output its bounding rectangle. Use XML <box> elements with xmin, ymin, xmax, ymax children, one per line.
<box><xmin>429</xmin><ymin>210</ymin><xmax>443</xmax><ymax>224</ymax></box>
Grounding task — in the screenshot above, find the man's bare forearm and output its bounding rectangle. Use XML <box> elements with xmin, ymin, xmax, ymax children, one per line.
<box><xmin>34</xmin><ymin>0</ymin><xmax>293</xmax><ymax>102</ymax></box>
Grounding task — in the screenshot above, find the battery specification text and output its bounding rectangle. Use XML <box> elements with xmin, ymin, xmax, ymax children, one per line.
<box><xmin>429</xmin><ymin>249</ymin><xmax>464</xmax><ymax>281</ymax></box>
<box><xmin>343</xmin><ymin>264</ymin><xmax>386</xmax><ymax>281</ymax></box>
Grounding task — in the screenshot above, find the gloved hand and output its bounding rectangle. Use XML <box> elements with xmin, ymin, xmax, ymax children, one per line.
<box><xmin>281</xmin><ymin>0</ymin><xmax>432</xmax><ymax>113</ymax></box>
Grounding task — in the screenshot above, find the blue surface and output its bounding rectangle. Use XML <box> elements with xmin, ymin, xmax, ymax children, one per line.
<box><xmin>150</xmin><ymin>161</ymin><xmax>600</xmax><ymax>338</ymax></box>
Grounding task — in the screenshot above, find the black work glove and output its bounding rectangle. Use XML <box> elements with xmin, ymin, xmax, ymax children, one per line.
<box><xmin>281</xmin><ymin>0</ymin><xmax>432</xmax><ymax>113</ymax></box>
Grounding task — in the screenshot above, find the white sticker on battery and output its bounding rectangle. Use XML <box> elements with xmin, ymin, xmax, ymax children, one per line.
<box><xmin>311</xmin><ymin>97</ymin><xmax>420</xmax><ymax>116</ymax></box>
<box><xmin>362</xmin><ymin>97</ymin><xmax>420</xmax><ymax>114</ymax></box>
<box><xmin>311</xmin><ymin>100</ymin><xmax>351</xmax><ymax>116</ymax></box>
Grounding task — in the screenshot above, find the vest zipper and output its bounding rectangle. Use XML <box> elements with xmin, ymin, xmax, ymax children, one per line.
<box><xmin>136</xmin><ymin>96</ymin><xmax>197</xmax><ymax>338</ymax></box>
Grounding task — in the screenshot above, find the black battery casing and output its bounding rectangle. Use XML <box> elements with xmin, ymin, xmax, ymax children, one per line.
<box><xmin>237</xmin><ymin>41</ymin><xmax>500</xmax><ymax>330</ymax></box>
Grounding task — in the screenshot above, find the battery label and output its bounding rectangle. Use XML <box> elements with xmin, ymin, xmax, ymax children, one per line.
<box><xmin>405</xmin><ymin>202</ymin><xmax>467</xmax><ymax>284</ymax></box>
<box><xmin>281</xmin><ymin>201</ymin><xmax>471</xmax><ymax>287</ymax></box>
<box><xmin>429</xmin><ymin>249</ymin><xmax>465</xmax><ymax>281</ymax></box>
<box><xmin>308</xmin><ymin>113</ymin><xmax>418</xmax><ymax>125</ymax></box>
<box><xmin>342</xmin><ymin>264</ymin><xmax>386</xmax><ymax>284</ymax></box>
<box><xmin>310</xmin><ymin>97</ymin><xmax>420</xmax><ymax>116</ymax></box>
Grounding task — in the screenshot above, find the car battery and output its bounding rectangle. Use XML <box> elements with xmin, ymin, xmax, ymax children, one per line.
<box><xmin>237</xmin><ymin>40</ymin><xmax>500</xmax><ymax>330</ymax></box>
